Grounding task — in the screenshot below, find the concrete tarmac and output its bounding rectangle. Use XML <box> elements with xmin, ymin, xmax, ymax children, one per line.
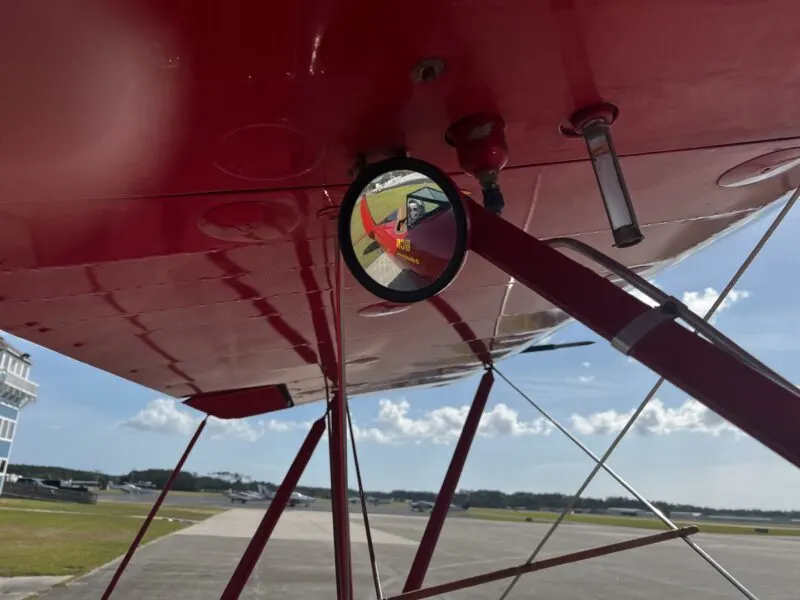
<box><xmin>99</xmin><ymin>491</ymin><xmax>235</xmax><ymax>508</ymax></box>
<box><xmin>0</xmin><ymin>576</ymin><xmax>70</xmax><ymax>600</ymax></box>
<box><xmin>38</xmin><ymin>508</ymin><xmax>799</xmax><ymax>600</ymax></box>
<box><xmin>99</xmin><ymin>492</ymin><xmax>421</xmax><ymax>516</ymax></box>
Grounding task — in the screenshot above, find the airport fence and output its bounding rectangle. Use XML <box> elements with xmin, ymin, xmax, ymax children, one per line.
<box><xmin>2</xmin><ymin>482</ymin><xmax>98</xmax><ymax>505</ymax></box>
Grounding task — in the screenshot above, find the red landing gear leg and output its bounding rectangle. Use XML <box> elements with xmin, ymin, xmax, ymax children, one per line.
<box><xmin>402</xmin><ymin>370</ymin><xmax>494</xmax><ymax>593</ymax></box>
<box><xmin>466</xmin><ymin>200</ymin><xmax>800</xmax><ymax>470</ymax></box>
<box><xmin>329</xmin><ymin>230</ymin><xmax>354</xmax><ymax>600</ymax></box>
<box><xmin>328</xmin><ymin>390</ymin><xmax>354</xmax><ymax>600</ymax></box>
<box><xmin>220</xmin><ymin>417</ymin><xmax>326</xmax><ymax>600</ymax></box>
<box><xmin>101</xmin><ymin>417</ymin><xmax>208</xmax><ymax>600</ymax></box>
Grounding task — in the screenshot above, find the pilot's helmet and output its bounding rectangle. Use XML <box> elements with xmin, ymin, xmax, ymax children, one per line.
<box><xmin>408</xmin><ymin>198</ymin><xmax>425</xmax><ymax>225</ymax></box>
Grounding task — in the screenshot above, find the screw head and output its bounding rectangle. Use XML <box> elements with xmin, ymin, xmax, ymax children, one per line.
<box><xmin>411</xmin><ymin>58</ymin><xmax>445</xmax><ymax>83</ymax></box>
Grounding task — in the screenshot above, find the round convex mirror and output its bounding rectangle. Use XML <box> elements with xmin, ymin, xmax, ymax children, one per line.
<box><xmin>338</xmin><ymin>157</ymin><xmax>469</xmax><ymax>304</ymax></box>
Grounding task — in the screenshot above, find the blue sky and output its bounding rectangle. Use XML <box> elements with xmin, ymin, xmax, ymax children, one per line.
<box><xmin>7</xmin><ymin>197</ymin><xmax>800</xmax><ymax>511</ymax></box>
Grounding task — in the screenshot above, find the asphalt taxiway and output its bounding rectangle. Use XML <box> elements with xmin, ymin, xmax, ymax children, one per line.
<box><xmin>99</xmin><ymin>491</ymin><xmax>422</xmax><ymax>516</ymax></box>
<box><xmin>99</xmin><ymin>491</ymin><xmax>236</xmax><ymax>508</ymax></box>
<box><xmin>38</xmin><ymin>507</ymin><xmax>799</xmax><ymax>599</ymax></box>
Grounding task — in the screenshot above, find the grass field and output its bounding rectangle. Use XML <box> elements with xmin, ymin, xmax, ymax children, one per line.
<box><xmin>465</xmin><ymin>508</ymin><xmax>800</xmax><ymax>537</ymax></box>
<box><xmin>0</xmin><ymin>497</ymin><xmax>222</xmax><ymax>522</ymax></box>
<box><xmin>350</xmin><ymin>184</ymin><xmax>425</xmax><ymax>269</ymax></box>
<box><xmin>0</xmin><ymin>499</ymin><xmax>223</xmax><ymax>577</ymax></box>
<box><xmin>96</xmin><ymin>489</ymin><xmax>223</xmax><ymax>502</ymax></box>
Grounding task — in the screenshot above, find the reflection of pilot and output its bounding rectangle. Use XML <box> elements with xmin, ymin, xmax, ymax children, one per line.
<box><xmin>407</xmin><ymin>199</ymin><xmax>425</xmax><ymax>228</ymax></box>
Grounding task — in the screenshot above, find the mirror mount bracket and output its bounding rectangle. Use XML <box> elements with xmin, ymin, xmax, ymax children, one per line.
<box><xmin>348</xmin><ymin>147</ymin><xmax>410</xmax><ymax>181</ymax></box>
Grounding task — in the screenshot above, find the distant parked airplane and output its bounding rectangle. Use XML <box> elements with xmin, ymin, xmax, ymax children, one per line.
<box><xmin>288</xmin><ymin>491</ymin><xmax>315</xmax><ymax>507</ymax></box>
<box><xmin>224</xmin><ymin>484</ymin><xmax>276</xmax><ymax>504</ymax></box>
<box><xmin>409</xmin><ymin>499</ymin><xmax>471</xmax><ymax>512</ymax></box>
<box><xmin>223</xmin><ymin>484</ymin><xmax>313</xmax><ymax>506</ymax></box>
<box><xmin>112</xmin><ymin>483</ymin><xmax>152</xmax><ymax>495</ymax></box>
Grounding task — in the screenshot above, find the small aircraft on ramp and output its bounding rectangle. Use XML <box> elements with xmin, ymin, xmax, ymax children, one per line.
<box><xmin>409</xmin><ymin>499</ymin><xmax>470</xmax><ymax>513</ymax></box>
<box><xmin>111</xmin><ymin>483</ymin><xmax>153</xmax><ymax>495</ymax></box>
<box><xmin>288</xmin><ymin>491</ymin><xmax>315</xmax><ymax>508</ymax></box>
<box><xmin>225</xmin><ymin>484</ymin><xmax>276</xmax><ymax>504</ymax></box>
<box><xmin>224</xmin><ymin>484</ymin><xmax>314</xmax><ymax>506</ymax></box>
<box><xmin>225</xmin><ymin>489</ymin><xmax>265</xmax><ymax>504</ymax></box>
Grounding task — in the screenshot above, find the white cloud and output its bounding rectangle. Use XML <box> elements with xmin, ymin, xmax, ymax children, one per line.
<box><xmin>478</xmin><ymin>402</ymin><xmax>554</xmax><ymax>437</ymax></box>
<box><xmin>120</xmin><ymin>397</ymin><xmax>555</xmax><ymax>446</ymax></box>
<box><xmin>682</xmin><ymin>287</ymin><xmax>750</xmax><ymax>321</ymax></box>
<box><xmin>120</xmin><ymin>398</ymin><xmax>288</xmax><ymax>442</ymax></box>
<box><xmin>373</xmin><ymin>399</ymin><xmax>553</xmax><ymax>444</ymax></box>
<box><xmin>625</xmin><ymin>284</ymin><xmax>750</xmax><ymax>323</ymax></box>
<box><xmin>581</xmin><ymin>362</ymin><xmax>591</xmax><ymax>368</ymax></box>
<box><xmin>207</xmin><ymin>418</ymin><xmax>262</xmax><ymax>442</ymax></box>
<box><xmin>570</xmin><ymin>398</ymin><xmax>741</xmax><ymax>437</ymax></box>
<box><xmin>578</xmin><ymin>375</ymin><xmax>595</xmax><ymax>383</ymax></box>
<box><xmin>259</xmin><ymin>419</ymin><xmax>311</xmax><ymax>433</ymax></box>
<box><xmin>350</xmin><ymin>421</ymin><xmax>396</xmax><ymax>445</ymax></box>
<box><xmin>626</xmin><ymin>281</ymin><xmax>750</xmax><ymax>322</ymax></box>
<box><xmin>121</xmin><ymin>398</ymin><xmax>197</xmax><ymax>436</ymax></box>
<box><xmin>125</xmin><ymin>395</ymin><xmax>741</xmax><ymax>448</ymax></box>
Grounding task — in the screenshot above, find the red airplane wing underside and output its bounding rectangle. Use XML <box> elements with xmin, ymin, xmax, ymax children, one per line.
<box><xmin>1</xmin><ymin>1</ymin><xmax>799</xmax><ymax>408</ymax></box>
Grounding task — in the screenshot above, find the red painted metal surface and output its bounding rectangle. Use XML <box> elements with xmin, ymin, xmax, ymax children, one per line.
<box><xmin>328</xmin><ymin>395</ymin><xmax>353</xmax><ymax>600</ymax></box>
<box><xmin>403</xmin><ymin>370</ymin><xmax>494</xmax><ymax>592</ymax></box>
<box><xmin>219</xmin><ymin>417</ymin><xmax>326</xmax><ymax>600</ymax></box>
<box><xmin>182</xmin><ymin>384</ymin><xmax>292</xmax><ymax>419</ymax></box>
<box><xmin>0</xmin><ymin>142</ymin><xmax>795</xmax><ymax>405</ymax></box>
<box><xmin>1</xmin><ymin>2</ymin><xmax>799</xmax><ymax>410</ymax></box>
<box><xmin>102</xmin><ymin>417</ymin><xmax>207</xmax><ymax>600</ymax></box>
<box><xmin>467</xmin><ymin>199</ymin><xmax>800</xmax><ymax>470</ymax></box>
<box><xmin>328</xmin><ymin>247</ymin><xmax>353</xmax><ymax>600</ymax></box>
<box><xmin>428</xmin><ymin>296</ymin><xmax>492</xmax><ymax>366</ymax></box>
<box><xmin>389</xmin><ymin>527</ymin><xmax>699</xmax><ymax>600</ymax></box>
<box><xmin>3</xmin><ymin>4</ymin><xmax>797</xmax><ymax>598</ymax></box>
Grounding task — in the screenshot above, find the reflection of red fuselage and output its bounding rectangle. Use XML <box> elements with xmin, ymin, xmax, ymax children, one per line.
<box><xmin>360</xmin><ymin>195</ymin><xmax>455</xmax><ymax>283</ymax></box>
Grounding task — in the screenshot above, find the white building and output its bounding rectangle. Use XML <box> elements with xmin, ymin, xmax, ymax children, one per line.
<box><xmin>0</xmin><ymin>337</ymin><xmax>38</xmax><ymax>494</ymax></box>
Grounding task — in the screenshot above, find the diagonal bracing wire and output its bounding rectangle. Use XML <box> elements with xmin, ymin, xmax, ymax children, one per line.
<box><xmin>493</xmin><ymin>368</ymin><xmax>758</xmax><ymax>600</ymax></box>
<box><xmin>346</xmin><ymin>404</ymin><xmax>384</xmax><ymax>600</ymax></box>
<box><xmin>495</xmin><ymin>187</ymin><xmax>800</xmax><ymax>600</ymax></box>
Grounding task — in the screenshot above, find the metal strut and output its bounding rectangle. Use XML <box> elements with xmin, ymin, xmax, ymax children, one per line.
<box><xmin>220</xmin><ymin>418</ymin><xmax>327</xmax><ymax>600</ymax></box>
<box><xmin>402</xmin><ymin>370</ymin><xmax>494</xmax><ymax>593</ymax></box>
<box><xmin>490</xmin><ymin>189</ymin><xmax>799</xmax><ymax>600</ymax></box>
<box><xmin>102</xmin><ymin>417</ymin><xmax>208</xmax><ymax>600</ymax></box>
<box><xmin>492</xmin><ymin>367</ymin><xmax>760</xmax><ymax>600</ymax></box>
<box><xmin>330</xmin><ymin>235</ymin><xmax>354</xmax><ymax>600</ymax></box>
<box><xmin>545</xmin><ymin>235</ymin><xmax>797</xmax><ymax>394</ymax></box>
<box><xmin>386</xmin><ymin>527</ymin><xmax>698</xmax><ymax>600</ymax></box>
<box><xmin>466</xmin><ymin>196</ymin><xmax>800</xmax><ymax>471</ymax></box>
<box><xmin>346</xmin><ymin>404</ymin><xmax>384</xmax><ymax>600</ymax></box>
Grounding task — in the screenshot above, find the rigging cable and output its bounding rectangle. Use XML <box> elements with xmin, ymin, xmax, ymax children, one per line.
<box><xmin>492</xmin><ymin>368</ymin><xmax>758</xmax><ymax>600</ymax></box>
<box><xmin>346</xmin><ymin>404</ymin><xmax>385</xmax><ymax>600</ymax></box>
<box><xmin>495</xmin><ymin>186</ymin><xmax>800</xmax><ymax>600</ymax></box>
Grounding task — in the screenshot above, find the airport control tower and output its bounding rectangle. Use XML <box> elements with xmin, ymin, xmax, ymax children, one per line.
<box><xmin>0</xmin><ymin>337</ymin><xmax>38</xmax><ymax>495</ymax></box>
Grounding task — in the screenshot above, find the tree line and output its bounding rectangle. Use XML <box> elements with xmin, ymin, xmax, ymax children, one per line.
<box><xmin>9</xmin><ymin>463</ymin><xmax>799</xmax><ymax>519</ymax></box>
